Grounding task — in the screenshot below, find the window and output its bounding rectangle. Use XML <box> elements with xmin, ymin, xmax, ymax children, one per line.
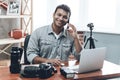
<box><xmin>33</xmin><ymin>0</ymin><xmax>120</xmax><ymax>34</ymax></box>
<box><xmin>80</xmin><ymin>0</ymin><xmax>120</xmax><ymax>34</ymax></box>
<box><xmin>33</xmin><ymin>0</ymin><xmax>80</xmax><ymax>31</ymax></box>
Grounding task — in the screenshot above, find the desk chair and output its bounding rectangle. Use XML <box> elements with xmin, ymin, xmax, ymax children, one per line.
<box><xmin>24</xmin><ymin>35</ymin><xmax>31</xmax><ymax>64</ymax></box>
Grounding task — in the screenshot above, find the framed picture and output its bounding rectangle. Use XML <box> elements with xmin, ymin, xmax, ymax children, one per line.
<box><xmin>7</xmin><ymin>0</ymin><xmax>21</xmax><ymax>15</ymax></box>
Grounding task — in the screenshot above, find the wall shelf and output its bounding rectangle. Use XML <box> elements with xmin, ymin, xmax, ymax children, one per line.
<box><xmin>0</xmin><ymin>15</ymin><xmax>32</xmax><ymax>18</ymax></box>
<box><xmin>0</xmin><ymin>38</ymin><xmax>25</xmax><ymax>45</ymax></box>
<box><xmin>0</xmin><ymin>0</ymin><xmax>32</xmax><ymax>56</ymax></box>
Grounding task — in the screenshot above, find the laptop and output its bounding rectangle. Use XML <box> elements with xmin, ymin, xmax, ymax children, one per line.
<box><xmin>69</xmin><ymin>47</ymin><xmax>106</xmax><ymax>73</ymax></box>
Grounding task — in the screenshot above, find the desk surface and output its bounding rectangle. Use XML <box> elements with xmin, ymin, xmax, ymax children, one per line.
<box><xmin>0</xmin><ymin>61</ymin><xmax>120</xmax><ymax>80</ymax></box>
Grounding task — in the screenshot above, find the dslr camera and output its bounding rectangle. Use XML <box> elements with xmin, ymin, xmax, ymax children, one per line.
<box><xmin>20</xmin><ymin>63</ymin><xmax>57</xmax><ymax>79</ymax></box>
<box><xmin>87</xmin><ymin>23</ymin><xmax>94</xmax><ymax>30</ymax></box>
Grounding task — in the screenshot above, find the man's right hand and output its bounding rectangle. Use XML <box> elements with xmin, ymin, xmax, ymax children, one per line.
<box><xmin>33</xmin><ymin>56</ymin><xmax>61</xmax><ymax>66</ymax></box>
<box><xmin>45</xmin><ymin>59</ymin><xmax>61</xmax><ymax>66</ymax></box>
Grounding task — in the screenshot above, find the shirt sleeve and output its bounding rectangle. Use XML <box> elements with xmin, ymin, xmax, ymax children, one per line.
<box><xmin>71</xmin><ymin>41</ymin><xmax>81</xmax><ymax>61</ymax></box>
<box><xmin>26</xmin><ymin>29</ymin><xmax>40</xmax><ymax>63</ymax></box>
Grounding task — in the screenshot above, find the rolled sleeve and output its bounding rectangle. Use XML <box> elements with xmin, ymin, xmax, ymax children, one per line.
<box><xmin>26</xmin><ymin>28</ymin><xmax>40</xmax><ymax>63</ymax></box>
<box><xmin>27</xmin><ymin>53</ymin><xmax>38</xmax><ymax>63</ymax></box>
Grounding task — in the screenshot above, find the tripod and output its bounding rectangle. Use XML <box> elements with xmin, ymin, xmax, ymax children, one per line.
<box><xmin>84</xmin><ymin>23</ymin><xmax>95</xmax><ymax>49</ymax></box>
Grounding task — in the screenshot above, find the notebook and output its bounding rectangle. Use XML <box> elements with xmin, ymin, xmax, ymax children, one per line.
<box><xmin>69</xmin><ymin>47</ymin><xmax>106</xmax><ymax>73</ymax></box>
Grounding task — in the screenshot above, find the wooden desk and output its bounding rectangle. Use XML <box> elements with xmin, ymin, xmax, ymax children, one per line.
<box><xmin>0</xmin><ymin>61</ymin><xmax>120</xmax><ymax>80</ymax></box>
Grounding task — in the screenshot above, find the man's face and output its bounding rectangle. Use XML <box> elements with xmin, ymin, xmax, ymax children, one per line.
<box><xmin>53</xmin><ymin>9</ymin><xmax>70</xmax><ymax>28</ymax></box>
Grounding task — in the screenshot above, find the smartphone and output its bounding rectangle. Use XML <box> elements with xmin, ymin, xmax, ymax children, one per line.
<box><xmin>67</xmin><ymin>19</ymin><xmax>69</xmax><ymax>29</ymax></box>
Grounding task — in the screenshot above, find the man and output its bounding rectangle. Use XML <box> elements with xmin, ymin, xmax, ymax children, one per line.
<box><xmin>27</xmin><ymin>4</ymin><xmax>82</xmax><ymax>66</ymax></box>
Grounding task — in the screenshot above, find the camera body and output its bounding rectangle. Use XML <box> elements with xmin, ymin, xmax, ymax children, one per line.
<box><xmin>10</xmin><ymin>47</ymin><xmax>23</xmax><ymax>73</ymax></box>
<box><xmin>87</xmin><ymin>23</ymin><xmax>94</xmax><ymax>30</ymax></box>
<box><xmin>20</xmin><ymin>63</ymin><xmax>57</xmax><ymax>78</ymax></box>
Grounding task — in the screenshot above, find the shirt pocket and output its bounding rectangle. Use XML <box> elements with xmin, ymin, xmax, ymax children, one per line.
<box><xmin>40</xmin><ymin>40</ymin><xmax>53</xmax><ymax>53</ymax></box>
<box><xmin>62</xmin><ymin>43</ymin><xmax>71</xmax><ymax>54</ymax></box>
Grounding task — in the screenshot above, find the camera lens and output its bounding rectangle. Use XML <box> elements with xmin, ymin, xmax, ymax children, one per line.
<box><xmin>10</xmin><ymin>47</ymin><xmax>21</xmax><ymax>73</ymax></box>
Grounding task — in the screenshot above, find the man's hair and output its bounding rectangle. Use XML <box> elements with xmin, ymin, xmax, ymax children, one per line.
<box><xmin>54</xmin><ymin>4</ymin><xmax>71</xmax><ymax>17</ymax></box>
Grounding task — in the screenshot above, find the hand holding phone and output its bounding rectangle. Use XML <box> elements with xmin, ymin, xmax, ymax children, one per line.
<box><xmin>67</xmin><ymin>24</ymin><xmax>73</xmax><ymax>33</ymax></box>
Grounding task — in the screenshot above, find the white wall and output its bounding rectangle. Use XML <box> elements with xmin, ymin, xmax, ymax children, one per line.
<box><xmin>33</xmin><ymin>0</ymin><xmax>81</xmax><ymax>31</ymax></box>
<box><xmin>33</xmin><ymin>0</ymin><xmax>48</xmax><ymax>31</ymax></box>
<box><xmin>33</xmin><ymin>0</ymin><xmax>120</xmax><ymax>34</ymax></box>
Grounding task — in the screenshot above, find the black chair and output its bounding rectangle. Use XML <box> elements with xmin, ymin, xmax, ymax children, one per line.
<box><xmin>24</xmin><ymin>35</ymin><xmax>31</xmax><ymax>64</ymax></box>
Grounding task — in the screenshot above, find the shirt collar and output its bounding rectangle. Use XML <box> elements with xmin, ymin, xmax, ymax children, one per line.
<box><xmin>48</xmin><ymin>24</ymin><xmax>53</xmax><ymax>34</ymax></box>
<box><xmin>48</xmin><ymin>24</ymin><xmax>67</xmax><ymax>37</ymax></box>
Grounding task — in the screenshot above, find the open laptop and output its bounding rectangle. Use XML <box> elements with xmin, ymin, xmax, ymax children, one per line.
<box><xmin>69</xmin><ymin>47</ymin><xmax>106</xmax><ymax>73</ymax></box>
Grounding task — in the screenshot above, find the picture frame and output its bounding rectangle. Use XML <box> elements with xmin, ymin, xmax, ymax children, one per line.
<box><xmin>7</xmin><ymin>0</ymin><xmax>21</xmax><ymax>15</ymax></box>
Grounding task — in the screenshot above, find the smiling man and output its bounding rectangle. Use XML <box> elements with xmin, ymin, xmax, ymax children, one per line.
<box><xmin>27</xmin><ymin>4</ymin><xmax>82</xmax><ymax>66</ymax></box>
